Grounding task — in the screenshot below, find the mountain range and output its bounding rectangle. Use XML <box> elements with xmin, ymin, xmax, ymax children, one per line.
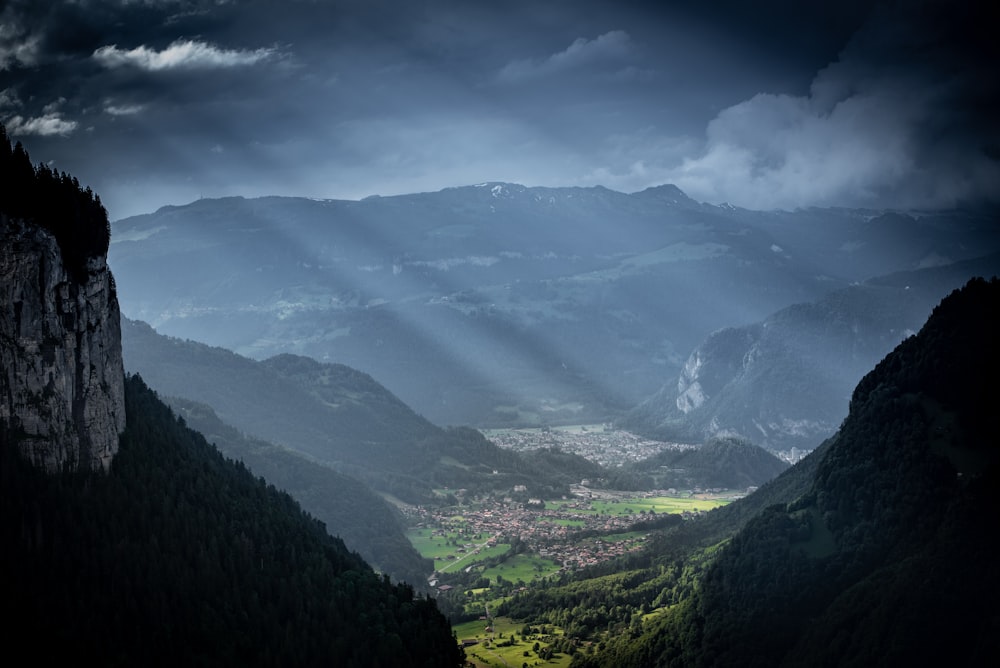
<box><xmin>624</xmin><ymin>252</ymin><xmax>1000</xmax><ymax>453</ymax></box>
<box><xmin>120</xmin><ymin>317</ymin><xmax>603</xmax><ymax>505</ymax></box>
<box><xmin>108</xmin><ymin>186</ymin><xmax>1000</xmax><ymax>429</ymax></box>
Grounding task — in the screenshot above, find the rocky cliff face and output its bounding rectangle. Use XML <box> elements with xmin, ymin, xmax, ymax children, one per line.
<box><xmin>1</xmin><ymin>215</ymin><xmax>125</xmax><ymax>471</ymax></box>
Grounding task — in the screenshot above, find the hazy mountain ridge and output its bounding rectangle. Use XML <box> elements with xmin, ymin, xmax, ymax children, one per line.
<box><xmin>120</xmin><ymin>318</ymin><xmax>602</xmax><ymax>503</ymax></box>
<box><xmin>623</xmin><ymin>252</ymin><xmax>1000</xmax><ymax>453</ymax></box>
<box><xmin>163</xmin><ymin>395</ymin><xmax>433</xmax><ymax>587</ymax></box>
<box><xmin>109</xmin><ymin>185</ymin><xmax>1000</xmax><ymax>427</ymax></box>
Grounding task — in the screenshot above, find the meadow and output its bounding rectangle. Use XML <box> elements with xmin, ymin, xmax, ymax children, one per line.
<box><xmin>546</xmin><ymin>495</ymin><xmax>729</xmax><ymax>516</ymax></box>
<box><xmin>406</xmin><ymin>526</ymin><xmax>511</xmax><ymax>573</ymax></box>
<box><xmin>454</xmin><ymin>616</ymin><xmax>575</xmax><ymax>668</ymax></box>
<box><xmin>478</xmin><ymin>553</ymin><xmax>561</xmax><ymax>584</ymax></box>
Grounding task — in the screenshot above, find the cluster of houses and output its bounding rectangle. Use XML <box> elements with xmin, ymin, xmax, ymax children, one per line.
<box><xmin>482</xmin><ymin>424</ymin><xmax>694</xmax><ymax>467</ymax></box>
<box><xmin>417</xmin><ymin>495</ymin><xmax>668</xmax><ymax>575</ymax></box>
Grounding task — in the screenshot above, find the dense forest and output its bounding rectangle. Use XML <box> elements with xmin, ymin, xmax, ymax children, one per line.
<box><xmin>607</xmin><ymin>436</ymin><xmax>789</xmax><ymax>490</ymax></box>
<box><xmin>0</xmin><ymin>375</ymin><xmax>463</xmax><ymax>666</ymax></box>
<box><xmin>1</xmin><ymin>124</ymin><xmax>110</xmax><ymax>279</ymax></box>
<box><xmin>166</xmin><ymin>395</ymin><xmax>434</xmax><ymax>586</ymax></box>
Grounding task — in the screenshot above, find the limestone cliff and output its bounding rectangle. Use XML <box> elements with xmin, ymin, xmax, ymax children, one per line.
<box><xmin>1</xmin><ymin>214</ymin><xmax>125</xmax><ymax>471</ymax></box>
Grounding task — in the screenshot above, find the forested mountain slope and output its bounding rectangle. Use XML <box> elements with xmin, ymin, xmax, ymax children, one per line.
<box><xmin>1</xmin><ymin>377</ymin><xmax>462</xmax><ymax>666</ymax></box>
<box><xmin>165</xmin><ymin>396</ymin><xmax>432</xmax><ymax>587</ymax></box>
<box><xmin>579</xmin><ymin>277</ymin><xmax>1000</xmax><ymax>667</ymax></box>
<box><xmin>614</xmin><ymin>436</ymin><xmax>788</xmax><ymax>491</ymax></box>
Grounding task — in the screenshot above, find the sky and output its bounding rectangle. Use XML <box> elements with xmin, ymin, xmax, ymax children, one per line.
<box><xmin>2</xmin><ymin>0</ymin><xmax>997</xmax><ymax>219</ymax></box>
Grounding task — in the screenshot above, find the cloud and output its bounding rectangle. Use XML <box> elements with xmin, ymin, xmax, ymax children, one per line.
<box><xmin>104</xmin><ymin>103</ymin><xmax>146</xmax><ymax>116</ymax></box>
<box><xmin>5</xmin><ymin>113</ymin><xmax>78</xmax><ymax>136</ymax></box>
<box><xmin>662</xmin><ymin>0</ymin><xmax>1000</xmax><ymax>210</ymax></box>
<box><xmin>0</xmin><ymin>88</ymin><xmax>22</xmax><ymax>110</ymax></box>
<box><xmin>0</xmin><ymin>12</ymin><xmax>41</xmax><ymax>70</ymax></box>
<box><xmin>93</xmin><ymin>39</ymin><xmax>275</xmax><ymax>71</ymax></box>
<box><xmin>667</xmin><ymin>89</ymin><xmax>923</xmax><ymax>209</ymax></box>
<box><xmin>498</xmin><ymin>30</ymin><xmax>634</xmax><ymax>83</ymax></box>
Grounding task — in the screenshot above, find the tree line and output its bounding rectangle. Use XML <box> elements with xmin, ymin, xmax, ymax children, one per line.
<box><xmin>1</xmin><ymin>124</ymin><xmax>110</xmax><ymax>280</ymax></box>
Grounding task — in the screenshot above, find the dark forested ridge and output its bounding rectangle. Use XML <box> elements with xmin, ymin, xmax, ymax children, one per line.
<box><xmin>165</xmin><ymin>395</ymin><xmax>433</xmax><ymax>587</ymax></box>
<box><xmin>1</xmin><ymin>125</ymin><xmax>110</xmax><ymax>280</ymax></box>
<box><xmin>612</xmin><ymin>436</ymin><xmax>789</xmax><ymax>491</ymax></box>
<box><xmin>567</xmin><ymin>278</ymin><xmax>1000</xmax><ymax>667</ymax></box>
<box><xmin>1</xmin><ymin>375</ymin><xmax>463</xmax><ymax>666</ymax></box>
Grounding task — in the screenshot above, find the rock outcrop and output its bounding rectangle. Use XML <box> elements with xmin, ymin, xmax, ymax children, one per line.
<box><xmin>1</xmin><ymin>215</ymin><xmax>125</xmax><ymax>471</ymax></box>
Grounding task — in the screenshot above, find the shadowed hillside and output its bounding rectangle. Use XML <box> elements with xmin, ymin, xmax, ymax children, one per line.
<box><xmin>164</xmin><ymin>396</ymin><xmax>433</xmax><ymax>587</ymax></box>
<box><xmin>624</xmin><ymin>253</ymin><xmax>1000</xmax><ymax>453</ymax></box>
<box><xmin>1</xmin><ymin>377</ymin><xmax>463</xmax><ymax>666</ymax></box>
<box><xmin>121</xmin><ymin>318</ymin><xmax>605</xmax><ymax>503</ymax></box>
<box><xmin>576</xmin><ymin>277</ymin><xmax>1000</xmax><ymax>667</ymax></box>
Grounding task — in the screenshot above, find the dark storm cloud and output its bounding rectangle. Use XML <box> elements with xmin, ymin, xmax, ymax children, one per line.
<box><xmin>1</xmin><ymin>0</ymin><xmax>995</xmax><ymax>217</ymax></box>
<box><xmin>665</xmin><ymin>0</ymin><xmax>1000</xmax><ymax>210</ymax></box>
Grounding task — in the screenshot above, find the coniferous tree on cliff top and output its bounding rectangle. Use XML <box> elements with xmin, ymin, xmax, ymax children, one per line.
<box><xmin>1</xmin><ymin>124</ymin><xmax>110</xmax><ymax>280</ymax></box>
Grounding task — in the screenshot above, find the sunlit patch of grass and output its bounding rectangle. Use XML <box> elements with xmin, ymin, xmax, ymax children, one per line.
<box><xmin>588</xmin><ymin>495</ymin><xmax>728</xmax><ymax>515</ymax></box>
<box><xmin>478</xmin><ymin>553</ymin><xmax>560</xmax><ymax>583</ymax></box>
<box><xmin>454</xmin><ymin>617</ymin><xmax>573</xmax><ymax>668</ymax></box>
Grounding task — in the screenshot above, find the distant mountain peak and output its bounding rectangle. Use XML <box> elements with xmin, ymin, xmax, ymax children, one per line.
<box><xmin>631</xmin><ymin>183</ymin><xmax>697</xmax><ymax>205</ymax></box>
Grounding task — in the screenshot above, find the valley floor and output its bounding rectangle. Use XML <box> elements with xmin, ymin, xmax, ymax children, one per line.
<box><xmin>410</xmin><ymin>490</ymin><xmax>732</xmax><ymax>580</ymax></box>
<box><xmin>480</xmin><ymin>424</ymin><xmax>694</xmax><ymax>468</ymax></box>
<box><xmin>403</xmin><ymin>484</ymin><xmax>738</xmax><ymax>654</ymax></box>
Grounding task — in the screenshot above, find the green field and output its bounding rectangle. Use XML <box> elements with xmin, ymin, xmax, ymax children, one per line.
<box><xmin>454</xmin><ymin>616</ymin><xmax>574</xmax><ymax>668</ymax></box>
<box><xmin>478</xmin><ymin>553</ymin><xmax>561</xmax><ymax>584</ymax></box>
<box><xmin>406</xmin><ymin>527</ymin><xmax>511</xmax><ymax>573</ymax></box>
<box><xmin>548</xmin><ymin>495</ymin><xmax>728</xmax><ymax>516</ymax></box>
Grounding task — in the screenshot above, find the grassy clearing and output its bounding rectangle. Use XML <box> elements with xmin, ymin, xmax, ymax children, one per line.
<box><xmin>589</xmin><ymin>496</ymin><xmax>728</xmax><ymax>515</ymax></box>
<box><xmin>406</xmin><ymin>527</ymin><xmax>511</xmax><ymax>572</ymax></box>
<box><xmin>406</xmin><ymin>528</ymin><xmax>455</xmax><ymax>560</ymax></box>
<box><xmin>439</xmin><ymin>542</ymin><xmax>513</xmax><ymax>574</ymax></box>
<box><xmin>438</xmin><ymin>456</ymin><xmax>473</xmax><ymax>470</ymax></box>
<box><xmin>478</xmin><ymin>553</ymin><xmax>561</xmax><ymax>584</ymax></box>
<box><xmin>544</xmin><ymin>495</ymin><xmax>727</xmax><ymax>517</ymax></box>
<box><xmin>455</xmin><ymin>617</ymin><xmax>573</xmax><ymax>668</ymax></box>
